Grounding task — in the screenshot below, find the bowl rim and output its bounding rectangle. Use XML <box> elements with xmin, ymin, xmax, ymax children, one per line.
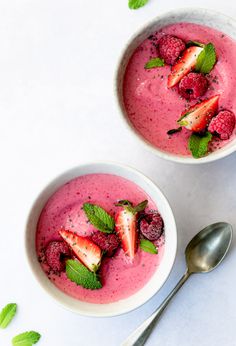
<box><xmin>25</xmin><ymin>161</ymin><xmax>177</xmax><ymax>317</ymax></box>
<box><xmin>114</xmin><ymin>7</ymin><xmax>236</xmax><ymax>164</ymax></box>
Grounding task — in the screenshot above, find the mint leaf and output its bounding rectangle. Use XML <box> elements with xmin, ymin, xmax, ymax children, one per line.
<box><xmin>140</xmin><ymin>239</ymin><xmax>158</xmax><ymax>254</ymax></box>
<box><xmin>83</xmin><ymin>203</ymin><xmax>114</xmax><ymax>233</ymax></box>
<box><xmin>0</xmin><ymin>303</ymin><xmax>17</xmax><ymax>329</ymax></box>
<box><xmin>145</xmin><ymin>58</ymin><xmax>165</xmax><ymax>69</ymax></box>
<box><xmin>12</xmin><ymin>331</ymin><xmax>41</xmax><ymax>346</ymax></box>
<box><xmin>167</xmin><ymin>127</ymin><xmax>182</xmax><ymax>135</ymax></box>
<box><xmin>195</xmin><ymin>43</ymin><xmax>216</xmax><ymax>74</ymax></box>
<box><xmin>66</xmin><ymin>259</ymin><xmax>102</xmax><ymax>290</ymax></box>
<box><xmin>128</xmin><ymin>0</ymin><xmax>149</xmax><ymax>9</ymax></box>
<box><xmin>188</xmin><ymin>132</ymin><xmax>212</xmax><ymax>158</ymax></box>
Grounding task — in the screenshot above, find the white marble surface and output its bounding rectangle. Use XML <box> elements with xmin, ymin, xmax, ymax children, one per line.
<box><xmin>0</xmin><ymin>1</ymin><xmax>236</xmax><ymax>345</ymax></box>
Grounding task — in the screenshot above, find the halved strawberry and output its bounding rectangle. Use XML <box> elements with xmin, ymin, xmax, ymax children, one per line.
<box><xmin>115</xmin><ymin>210</ymin><xmax>137</xmax><ymax>260</ymax></box>
<box><xmin>168</xmin><ymin>46</ymin><xmax>203</xmax><ymax>88</ymax></box>
<box><xmin>59</xmin><ymin>229</ymin><xmax>102</xmax><ymax>272</ymax></box>
<box><xmin>115</xmin><ymin>200</ymin><xmax>148</xmax><ymax>260</ymax></box>
<box><xmin>177</xmin><ymin>95</ymin><xmax>219</xmax><ymax>132</ymax></box>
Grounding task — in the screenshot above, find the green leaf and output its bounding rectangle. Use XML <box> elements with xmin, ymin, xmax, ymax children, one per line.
<box><xmin>140</xmin><ymin>239</ymin><xmax>158</xmax><ymax>254</ymax></box>
<box><xmin>128</xmin><ymin>0</ymin><xmax>149</xmax><ymax>9</ymax></box>
<box><xmin>188</xmin><ymin>132</ymin><xmax>213</xmax><ymax>158</ymax></box>
<box><xmin>145</xmin><ymin>58</ymin><xmax>165</xmax><ymax>69</ymax></box>
<box><xmin>12</xmin><ymin>331</ymin><xmax>41</xmax><ymax>346</ymax></box>
<box><xmin>195</xmin><ymin>43</ymin><xmax>216</xmax><ymax>74</ymax></box>
<box><xmin>83</xmin><ymin>203</ymin><xmax>115</xmax><ymax>233</ymax></box>
<box><xmin>66</xmin><ymin>259</ymin><xmax>102</xmax><ymax>290</ymax></box>
<box><xmin>0</xmin><ymin>303</ymin><xmax>17</xmax><ymax>329</ymax></box>
<box><xmin>167</xmin><ymin>127</ymin><xmax>182</xmax><ymax>135</ymax></box>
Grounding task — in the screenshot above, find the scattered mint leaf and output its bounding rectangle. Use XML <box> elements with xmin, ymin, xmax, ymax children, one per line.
<box><xmin>167</xmin><ymin>127</ymin><xmax>182</xmax><ymax>135</ymax></box>
<box><xmin>188</xmin><ymin>132</ymin><xmax>212</xmax><ymax>158</ymax></box>
<box><xmin>195</xmin><ymin>43</ymin><xmax>216</xmax><ymax>74</ymax></box>
<box><xmin>83</xmin><ymin>203</ymin><xmax>114</xmax><ymax>233</ymax></box>
<box><xmin>140</xmin><ymin>239</ymin><xmax>158</xmax><ymax>254</ymax></box>
<box><xmin>145</xmin><ymin>58</ymin><xmax>165</xmax><ymax>69</ymax></box>
<box><xmin>186</xmin><ymin>40</ymin><xmax>205</xmax><ymax>48</ymax></box>
<box><xmin>12</xmin><ymin>331</ymin><xmax>41</xmax><ymax>346</ymax></box>
<box><xmin>128</xmin><ymin>0</ymin><xmax>149</xmax><ymax>9</ymax></box>
<box><xmin>0</xmin><ymin>303</ymin><xmax>17</xmax><ymax>329</ymax></box>
<box><xmin>66</xmin><ymin>259</ymin><xmax>102</xmax><ymax>290</ymax></box>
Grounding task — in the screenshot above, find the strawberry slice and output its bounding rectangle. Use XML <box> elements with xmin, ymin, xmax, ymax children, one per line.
<box><xmin>178</xmin><ymin>95</ymin><xmax>219</xmax><ymax>132</ymax></box>
<box><xmin>115</xmin><ymin>200</ymin><xmax>148</xmax><ymax>260</ymax></box>
<box><xmin>115</xmin><ymin>210</ymin><xmax>137</xmax><ymax>260</ymax></box>
<box><xmin>168</xmin><ymin>46</ymin><xmax>203</xmax><ymax>88</ymax></box>
<box><xmin>59</xmin><ymin>229</ymin><xmax>102</xmax><ymax>272</ymax></box>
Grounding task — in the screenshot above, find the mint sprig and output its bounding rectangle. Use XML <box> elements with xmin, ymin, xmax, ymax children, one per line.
<box><xmin>145</xmin><ymin>57</ymin><xmax>165</xmax><ymax>69</ymax></box>
<box><xmin>195</xmin><ymin>43</ymin><xmax>216</xmax><ymax>74</ymax></box>
<box><xmin>12</xmin><ymin>331</ymin><xmax>41</xmax><ymax>346</ymax></box>
<box><xmin>140</xmin><ymin>239</ymin><xmax>158</xmax><ymax>254</ymax></box>
<box><xmin>66</xmin><ymin>259</ymin><xmax>102</xmax><ymax>290</ymax></box>
<box><xmin>83</xmin><ymin>203</ymin><xmax>115</xmax><ymax>233</ymax></box>
<box><xmin>128</xmin><ymin>0</ymin><xmax>149</xmax><ymax>9</ymax></box>
<box><xmin>0</xmin><ymin>303</ymin><xmax>17</xmax><ymax>329</ymax></box>
<box><xmin>188</xmin><ymin>132</ymin><xmax>213</xmax><ymax>158</ymax></box>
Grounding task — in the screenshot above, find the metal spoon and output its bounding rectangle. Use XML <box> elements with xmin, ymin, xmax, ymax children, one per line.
<box><xmin>122</xmin><ymin>222</ymin><xmax>233</xmax><ymax>346</ymax></box>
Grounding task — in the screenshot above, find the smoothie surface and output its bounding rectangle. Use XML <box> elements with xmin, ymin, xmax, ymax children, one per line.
<box><xmin>36</xmin><ymin>173</ymin><xmax>164</xmax><ymax>304</ymax></box>
<box><xmin>123</xmin><ymin>22</ymin><xmax>236</xmax><ymax>156</ymax></box>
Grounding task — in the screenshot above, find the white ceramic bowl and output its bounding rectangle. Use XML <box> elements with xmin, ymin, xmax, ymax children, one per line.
<box><xmin>115</xmin><ymin>8</ymin><xmax>236</xmax><ymax>164</ymax></box>
<box><xmin>25</xmin><ymin>162</ymin><xmax>177</xmax><ymax>317</ymax></box>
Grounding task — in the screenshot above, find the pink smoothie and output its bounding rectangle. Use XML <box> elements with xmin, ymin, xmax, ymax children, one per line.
<box><xmin>36</xmin><ymin>174</ymin><xmax>165</xmax><ymax>304</ymax></box>
<box><xmin>123</xmin><ymin>22</ymin><xmax>236</xmax><ymax>156</ymax></box>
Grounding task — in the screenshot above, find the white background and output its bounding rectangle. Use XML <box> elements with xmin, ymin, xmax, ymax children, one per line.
<box><xmin>0</xmin><ymin>0</ymin><xmax>236</xmax><ymax>345</ymax></box>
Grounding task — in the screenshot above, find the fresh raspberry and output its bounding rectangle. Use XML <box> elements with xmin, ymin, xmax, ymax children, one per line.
<box><xmin>178</xmin><ymin>72</ymin><xmax>208</xmax><ymax>100</ymax></box>
<box><xmin>45</xmin><ymin>241</ymin><xmax>70</xmax><ymax>272</ymax></box>
<box><xmin>90</xmin><ymin>232</ymin><xmax>119</xmax><ymax>257</ymax></box>
<box><xmin>158</xmin><ymin>34</ymin><xmax>185</xmax><ymax>65</ymax></box>
<box><xmin>208</xmin><ymin>110</ymin><xmax>235</xmax><ymax>140</ymax></box>
<box><xmin>139</xmin><ymin>211</ymin><xmax>164</xmax><ymax>241</ymax></box>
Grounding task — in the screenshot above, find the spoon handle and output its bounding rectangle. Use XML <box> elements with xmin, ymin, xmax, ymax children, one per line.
<box><xmin>122</xmin><ymin>271</ymin><xmax>190</xmax><ymax>346</ymax></box>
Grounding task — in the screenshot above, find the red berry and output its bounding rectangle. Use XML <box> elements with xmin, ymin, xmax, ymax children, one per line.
<box><xmin>59</xmin><ymin>230</ymin><xmax>102</xmax><ymax>272</ymax></box>
<box><xmin>208</xmin><ymin>110</ymin><xmax>235</xmax><ymax>140</ymax></box>
<box><xmin>114</xmin><ymin>200</ymin><xmax>147</xmax><ymax>260</ymax></box>
<box><xmin>91</xmin><ymin>232</ymin><xmax>120</xmax><ymax>257</ymax></box>
<box><xmin>178</xmin><ymin>95</ymin><xmax>219</xmax><ymax>132</ymax></box>
<box><xmin>158</xmin><ymin>34</ymin><xmax>185</xmax><ymax>65</ymax></box>
<box><xmin>45</xmin><ymin>241</ymin><xmax>70</xmax><ymax>272</ymax></box>
<box><xmin>139</xmin><ymin>212</ymin><xmax>164</xmax><ymax>241</ymax></box>
<box><xmin>168</xmin><ymin>46</ymin><xmax>203</xmax><ymax>88</ymax></box>
<box><xmin>178</xmin><ymin>72</ymin><xmax>208</xmax><ymax>100</ymax></box>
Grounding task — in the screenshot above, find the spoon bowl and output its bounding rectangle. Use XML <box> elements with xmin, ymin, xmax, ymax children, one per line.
<box><xmin>186</xmin><ymin>222</ymin><xmax>233</xmax><ymax>274</ymax></box>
